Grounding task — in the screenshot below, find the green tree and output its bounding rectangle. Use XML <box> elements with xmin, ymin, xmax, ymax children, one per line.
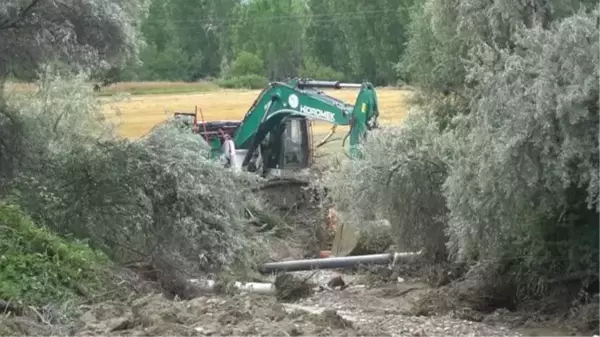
<box><xmin>328</xmin><ymin>0</ymin><xmax>599</xmax><ymax>307</ymax></box>
<box><xmin>0</xmin><ymin>0</ymin><xmax>148</xmax><ymax>185</ymax></box>
<box><xmin>324</xmin><ymin>0</ymin><xmax>415</xmax><ymax>85</ymax></box>
<box><xmin>231</xmin><ymin>0</ymin><xmax>305</xmax><ymax>80</ymax></box>
<box><xmin>226</xmin><ymin>51</ymin><xmax>264</xmax><ymax>77</ymax></box>
<box><xmin>135</xmin><ymin>0</ymin><xmax>240</xmax><ymax>81</ymax></box>
<box><xmin>303</xmin><ymin>0</ymin><xmax>351</xmax><ymax>79</ymax></box>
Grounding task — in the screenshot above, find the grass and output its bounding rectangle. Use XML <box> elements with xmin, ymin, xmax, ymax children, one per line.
<box><xmin>0</xmin><ymin>202</ymin><xmax>113</xmax><ymax>308</ymax></box>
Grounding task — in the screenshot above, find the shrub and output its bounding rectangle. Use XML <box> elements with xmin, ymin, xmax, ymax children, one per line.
<box><xmin>7</xmin><ymin>68</ymin><xmax>271</xmax><ymax>281</ymax></box>
<box><xmin>299</xmin><ymin>57</ymin><xmax>344</xmax><ymax>80</ymax></box>
<box><xmin>326</xmin><ymin>9</ymin><xmax>599</xmax><ymax>305</ymax></box>
<box><xmin>443</xmin><ymin>10</ymin><xmax>599</xmax><ymax>296</ymax></box>
<box><xmin>0</xmin><ymin>202</ymin><xmax>112</xmax><ymax>307</ymax></box>
<box><xmin>226</xmin><ymin>51</ymin><xmax>264</xmax><ymax>78</ymax></box>
<box><xmin>323</xmin><ymin>108</ymin><xmax>450</xmax><ymax>262</ymax></box>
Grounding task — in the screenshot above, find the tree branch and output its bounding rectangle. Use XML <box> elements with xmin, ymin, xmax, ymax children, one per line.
<box><xmin>0</xmin><ymin>0</ymin><xmax>42</xmax><ymax>30</ymax></box>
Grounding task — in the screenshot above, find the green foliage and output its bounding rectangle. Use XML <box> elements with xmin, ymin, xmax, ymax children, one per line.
<box><xmin>397</xmin><ymin>0</ymin><xmax>466</xmax><ymax>95</ymax></box>
<box><xmin>123</xmin><ymin>0</ymin><xmax>421</xmax><ymax>84</ymax></box>
<box><xmin>7</xmin><ymin>69</ymin><xmax>270</xmax><ymax>280</ymax></box>
<box><xmin>231</xmin><ymin>0</ymin><xmax>305</xmax><ymax>80</ymax></box>
<box><xmin>136</xmin><ymin>43</ymin><xmax>202</xmax><ymax>81</ymax></box>
<box><xmin>0</xmin><ymin>202</ymin><xmax>111</xmax><ymax>307</ymax></box>
<box><xmin>299</xmin><ymin>57</ymin><xmax>345</xmax><ymax>80</ymax></box>
<box><xmin>323</xmin><ymin>0</ymin><xmax>417</xmax><ymax>85</ymax></box>
<box><xmin>217</xmin><ymin>51</ymin><xmax>267</xmax><ymax>88</ymax></box>
<box><xmin>324</xmin><ymin>110</ymin><xmax>450</xmax><ymax>262</ymax></box>
<box><xmin>442</xmin><ymin>9</ymin><xmax>599</xmax><ymax>296</ymax></box>
<box><xmin>327</xmin><ymin>2</ymin><xmax>599</xmax><ymax>306</ymax></box>
<box><xmin>0</xmin><ymin>0</ymin><xmax>149</xmax><ymax>78</ymax></box>
<box><xmin>217</xmin><ymin>74</ymin><xmax>269</xmax><ymax>89</ymax></box>
<box><xmin>226</xmin><ymin>51</ymin><xmax>264</xmax><ymax>77</ymax></box>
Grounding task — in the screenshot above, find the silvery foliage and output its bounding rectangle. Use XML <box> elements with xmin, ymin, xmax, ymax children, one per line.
<box><xmin>0</xmin><ymin>0</ymin><xmax>148</xmax><ymax>76</ymax></box>
<box><xmin>327</xmin><ymin>7</ymin><xmax>598</xmax><ymax>292</ymax></box>
<box><xmin>399</xmin><ymin>0</ymin><xmax>467</xmax><ymax>92</ymax></box>
<box><xmin>399</xmin><ymin>0</ymin><xmax>542</xmax><ymax>91</ymax></box>
<box><xmin>323</xmin><ymin>109</ymin><xmax>452</xmax><ymax>261</ymax></box>
<box><xmin>443</xmin><ymin>8</ymin><xmax>599</xmax><ymax>275</ymax></box>
<box><xmin>10</xmin><ymin>70</ymin><xmax>267</xmax><ymax>276</ymax></box>
<box><xmin>0</xmin><ymin>0</ymin><xmax>147</xmax><ymax>187</ymax></box>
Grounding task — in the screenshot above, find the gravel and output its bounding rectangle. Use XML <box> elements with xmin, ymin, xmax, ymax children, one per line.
<box><xmin>269</xmin><ymin>269</ymin><xmax>522</xmax><ymax>336</ymax></box>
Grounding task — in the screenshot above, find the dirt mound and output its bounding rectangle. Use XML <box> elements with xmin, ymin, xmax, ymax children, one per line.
<box><xmin>258</xmin><ymin>178</ymin><xmax>331</xmax><ymax>261</ymax></box>
<box><xmin>73</xmin><ymin>293</ymin><xmax>369</xmax><ymax>336</ymax></box>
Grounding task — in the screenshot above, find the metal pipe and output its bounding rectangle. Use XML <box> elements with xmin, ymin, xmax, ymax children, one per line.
<box><xmin>259</xmin><ymin>251</ymin><xmax>420</xmax><ymax>274</ymax></box>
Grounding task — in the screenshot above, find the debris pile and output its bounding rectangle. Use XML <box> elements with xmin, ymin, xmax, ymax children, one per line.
<box><xmin>73</xmin><ymin>293</ymin><xmax>371</xmax><ymax>336</ymax></box>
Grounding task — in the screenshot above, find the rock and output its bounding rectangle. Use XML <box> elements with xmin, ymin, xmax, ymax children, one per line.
<box><xmin>108</xmin><ymin>317</ymin><xmax>137</xmax><ymax>332</ymax></box>
<box><xmin>274</xmin><ymin>273</ymin><xmax>314</xmax><ymax>302</ymax></box>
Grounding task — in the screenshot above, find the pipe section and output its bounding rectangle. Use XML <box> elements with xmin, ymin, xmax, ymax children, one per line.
<box><xmin>260</xmin><ymin>251</ymin><xmax>420</xmax><ymax>274</ymax></box>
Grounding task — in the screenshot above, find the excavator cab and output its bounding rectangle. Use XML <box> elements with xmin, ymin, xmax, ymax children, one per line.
<box><xmin>280</xmin><ymin>116</ymin><xmax>313</xmax><ymax>169</ymax></box>
<box><xmin>271</xmin><ymin>116</ymin><xmax>313</xmax><ymax>169</ymax></box>
<box><xmin>249</xmin><ymin>115</ymin><xmax>314</xmax><ymax>176</ymax></box>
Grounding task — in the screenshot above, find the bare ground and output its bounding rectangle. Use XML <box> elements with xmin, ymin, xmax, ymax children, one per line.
<box><xmin>0</xmin><ymin>276</ymin><xmax>521</xmax><ymax>337</ymax></box>
<box><xmin>1</xmin><ymin>252</ymin><xmax>596</xmax><ymax>337</ymax></box>
<box><xmin>72</xmin><ymin>277</ymin><xmax>522</xmax><ymax>337</ymax></box>
<box><xmin>1</xmin><ymin>181</ymin><xmax>596</xmax><ymax>337</ymax></box>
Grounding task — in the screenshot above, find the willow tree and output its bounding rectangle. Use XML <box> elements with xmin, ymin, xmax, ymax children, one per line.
<box><xmin>0</xmin><ymin>0</ymin><xmax>147</xmax><ymax>79</ymax></box>
<box><xmin>0</xmin><ymin>0</ymin><xmax>147</xmax><ymax>185</ymax></box>
<box><xmin>444</xmin><ymin>9</ymin><xmax>599</xmax><ymax>296</ymax></box>
<box><xmin>328</xmin><ymin>0</ymin><xmax>599</xmax><ymax>302</ymax></box>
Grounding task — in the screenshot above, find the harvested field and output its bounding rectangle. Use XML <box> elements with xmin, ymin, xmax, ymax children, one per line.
<box><xmin>101</xmin><ymin>87</ymin><xmax>412</xmax><ymax>139</ymax></box>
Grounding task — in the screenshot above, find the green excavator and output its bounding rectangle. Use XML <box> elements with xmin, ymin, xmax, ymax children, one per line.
<box><xmin>174</xmin><ymin>77</ymin><xmax>380</xmax><ymax>180</ymax></box>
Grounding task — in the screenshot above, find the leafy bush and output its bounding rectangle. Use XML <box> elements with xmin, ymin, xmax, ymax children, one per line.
<box><xmin>299</xmin><ymin>57</ymin><xmax>344</xmax><ymax>80</ymax></box>
<box><xmin>326</xmin><ymin>9</ymin><xmax>599</xmax><ymax>305</ymax></box>
<box><xmin>442</xmin><ymin>10</ymin><xmax>599</xmax><ymax>296</ymax></box>
<box><xmin>226</xmin><ymin>51</ymin><xmax>264</xmax><ymax>78</ymax></box>
<box><xmin>217</xmin><ymin>74</ymin><xmax>269</xmax><ymax>89</ymax></box>
<box><xmin>324</xmin><ymin>109</ymin><xmax>450</xmax><ymax>262</ymax></box>
<box><xmin>0</xmin><ymin>202</ymin><xmax>112</xmax><ymax>307</ymax></box>
<box><xmin>7</xmin><ymin>68</ymin><xmax>271</xmax><ymax>281</ymax></box>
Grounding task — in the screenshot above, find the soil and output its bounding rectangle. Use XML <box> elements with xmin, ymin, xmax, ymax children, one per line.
<box><xmin>0</xmin><ymin>278</ymin><xmax>517</xmax><ymax>336</ymax></box>
<box><xmin>1</xmin><ymin>251</ymin><xmax>597</xmax><ymax>337</ymax></box>
<box><xmin>1</xmin><ymin>178</ymin><xmax>596</xmax><ymax>337</ymax></box>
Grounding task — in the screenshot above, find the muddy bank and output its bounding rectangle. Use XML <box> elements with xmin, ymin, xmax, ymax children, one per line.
<box><xmin>2</xmin><ymin>266</ymin><xmax>596</xmax><ymax>337</ymax></box>
<box><xmin>0</xmin><ymin>291</ymin><xmax>380</xmax><ymax>336</ymax></box>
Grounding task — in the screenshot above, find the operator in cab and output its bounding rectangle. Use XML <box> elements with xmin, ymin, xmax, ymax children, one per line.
<box><xmin>219</xmin><ymin>129</ymin><xmax>238</xmax><ymax>171</ymax></box>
